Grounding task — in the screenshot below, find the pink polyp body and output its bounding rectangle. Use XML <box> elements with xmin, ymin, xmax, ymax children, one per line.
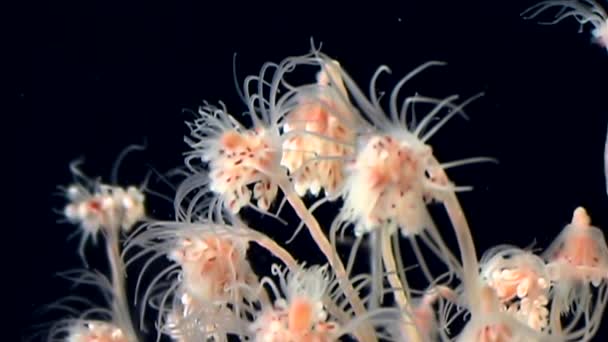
<box><xmin>170</xmin><ymin>234</ymin><xmax>250</xmax><ymax>303</ymax></box>
<box><xmin>64</xmin><ymin>183</ymin><xmax>145</xmax><ymax>234</ymax></box>
<box><xmin>251</xmin><ymin>265</ymin><xmax>340</xmax><ymax>342</ymax></box>
<box><xmin>288</xmin><ymin>297</ymin><xmax>314</xmax><ymax>335</ymax></box>
<box><xmin>252</xmin><ymin>308</ymin><xmax>338</xmax><ymax>342</ymax></box>
<box><xmin>480</xmin><ymin>246</ymin><xmax>551</xmax><ymax>331</ymax></box>
<box><xmin>281</xmin><ymin>61</ymin><xmax>356</xmax><ymax>197</ymax></box>
<box><xmin>209</xmin><ymin>128</ymin><xmax>279</xmax><ymax>213</ymax></box>
<box><xmin>544</xmin><ymin>207</ymin><xmax>608</xmax><ymax>285</ymax></box>
<box><xmin>343</xmin><ymin>134</ymin><xmax>431</xmax><ymax>236</ymax></box>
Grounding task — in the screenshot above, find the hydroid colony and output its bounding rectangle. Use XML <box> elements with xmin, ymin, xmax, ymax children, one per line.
<box><xmin>37</xmin><ymin>1</ymin><xmax>608</xmax><ymax>341</ymax></box>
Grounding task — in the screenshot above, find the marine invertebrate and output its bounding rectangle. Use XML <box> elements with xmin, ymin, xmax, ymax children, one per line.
<box><xmin>480</xmin><ymin>246</ymin><xmax>551</xmax><ymax>331</ymax></box>
<box><xmin>542</xmin><ymin>207</ymin><xmax>608</xmax><ymax>340</ymax></box>
<box><xmin>522</xmin><ymin>0</ymin><xmax>608</xmax><ymax>50</ymax></box>
<box><xmin>35</xmin><ymin>28</ymin><xmax>608</xmax><ymax>342</ymax></box>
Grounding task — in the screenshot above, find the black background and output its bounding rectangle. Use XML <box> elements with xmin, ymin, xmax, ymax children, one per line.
<box><xmin>12</xmin><ymin>0</ymin><xmax>608</xmax><ymax>340</ymax></box>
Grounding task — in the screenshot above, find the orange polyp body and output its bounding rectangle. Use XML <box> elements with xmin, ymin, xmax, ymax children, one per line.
<box><xmin>217</xmin><ymin>130</ymin><xmax>271</xmax><ymax>172</ymax></box>
<box><xmin>211</xmin><ymin>129</ymin><xmax>279</xmax><ymax>212</ymax></box>
<box><xmin>559</xmin><ymin>209</ymin><xmax>599</xmax><ymax>268</ymax></box>
<box><xmin>200</xmin><ymin>237</ymin><xmax>240</xmax><ymax>281</ymax></box>
<box><xmin>220</xmin><ymin>130</ymin><xmax>247</xmax><ymax>150</ymax></box>
<box><xmin>280</xmin><ymin>61</ymin><xmax>356</xmax><ymax>197</ymax></box>
<box><xmin>412</xmin><ymin>304</ymin><xmax>435</xmax><ymax>337</ymax></box>
<box><xmin>351</xmin><ymin>135</ymin><xmax>423</xmax><ymax>230</ymax></box>
<box><xmin>176</xmin><ymin>235</ymin><xmax>245</xmax><ymax>301</ymax></box>
<box><xmin>287</xmin><ymin>59</ymin><xmax>353</xmax><ymax>141</ymax></box>
<box><xmin>492</xmin><ymin>269</ymin><xmax>536</xmax><ymax>302</ymax></box>
<box><xmin>476</xmin><ymin>324</ymin><xmax>513</xmax><ymax>342</ymax></box>
<box><xmin>546</xmin><ymin>207</ymin><xmax>608</xmax><ymax>283</ymax></box>
<box><xmin>281</xmin><ymin>98</ymin><xmax>352</xmax><ymax>194</ymax></box>
<box><xmin>480</xmin><ymin>248</ymin><xmax>552</xmax><ymax>331</ymax></box>
<box><xmin>289</xmin><ymin>98</ymin><xmax>350</xmax><ymax>140</ymax></box>
<box><xmin>559</xmin><ymin>234</ymin><xmax>601</xmax><ymax>267</ymax></box>
<box><xmin>212</xmin><ymin>168</ymin><xmax>250</xmax><ymax>190</ymax></box>
<box><xmin>301</xmin><ymin>103</ymin><xmax>329</xmax><ymax>133</ymax></box>
<box><xmin>288</xmin><ymin>297</ymin><xmax>314</xmax><ymax>336</ymax></box>
<box><xmin>361</xmin><ymin>136</ymin><xmax>418</xmax><ymax>186</ymax></box>
<box><xmin>253</xmin><ymin>308</ymin><xmax>335</xmax><ymax>342</ymax></box>
<box><xmin>256</xmin><ymin>151</ymin><xmax>274</xmax><ymax>171</ymax></box>
<box><xmin>367</xmin><ymin>168</ymin><xmax>389</xmax><ymax>190</ymax></box>
<box><xmin>64</xmin><ymin>181</ymin><xmax>145</xmax><ymax>235</ymax></box>
<box><xmin>87</xmin><ymin>199</ymin><xmax>102</xmax><ymax>212</ymax></box>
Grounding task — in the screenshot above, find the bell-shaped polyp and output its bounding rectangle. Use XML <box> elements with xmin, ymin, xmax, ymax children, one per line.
<box><xmin>542</xmin><ymin>207</ymin><xmax>608</xmax><ymax>339</ymax></box>
<box><xmin>323</xmin><ymin>55</ymin><xmax>485</xmax><ymax>292</ymax></box>
<box><xmin>122</xmin><ymin>219</ymin><xmax>263</xmax><ymax>337</ymax></box>
<box><xmin>481</xmin><ymin>245</ymin><xmax>550</xmax><ymax>303</ymax></box>
<box><xmin>251</xmin><ymin>264</ymin><xmax>341</xmax><ymax>342</ymax></box>
<box><xmin>543</xmin><ymin>207</ymin><xmax>608</xmax><ymax>289</ymax></box>
<box><xmin>479</xmin><ymin>245</ymin><xmax>551</xmax><ymax>331</ymax></box>
<box><xmin>180</xmin><ymin>102</ymin><xmax>282</xmax><ymax>218</ymax></box>
<box><xmin>169</xmin><ymin>232</ymin><xmax>253</xmax><ymax>304</ymax></box>
<box><xmin>251</xmin><ymin>307</ymin><xmax>339</xmax><ymax>342</ymax></box>
<box><xmin>334</xmin><ymin>130</ymin><xmax>464</xmax><ymax>288</ymax></box>
<box><xmin>339</xmin><ymin>134</ymin><xmax>433</xmax><ymax>237</ymax></box>
<box><xmin>181</xmin><ymin>51</ymin><xmax>324</xmax><ymax>219</ymax></box>
<box><xmin>63</xmin><ymin>159</ymin><xmax>146</xmax><ymax>235</ymax></box>
<box><xmin>63</xmin><ymin>177</ymin><xmax>146</xmax><ymax>262</ymax></box>
<box><xmin>280</xmin><ymin>59</ymin><xmax>358</xmax><ymax>198</ymax></box>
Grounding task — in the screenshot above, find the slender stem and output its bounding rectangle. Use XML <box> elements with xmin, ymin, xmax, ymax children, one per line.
<box><xmin>105</xmin><ymin>228</ymin><xmax>138</xmax><ymax>342</ymax></box>
<box><xmin>380</xmin><ymin>230</ymin><xmax>422</xmax><ymax>342</ymax></box>
<box><xmin>277</xmin><ymin>175</ymin><xmax>377</xmax><ymax>342</ymax></box>
<box><xmin>550</xmin><ymin>298</ymin><xmax>563</xmax><ymax>335</ymax></box>
<box><xmin>435</xmin><ymin>164</ymin><xmax>481</xmax><ymax>313</ymax></box>
<box><xmin>247</xmin><ymin>229</ymin><xmax>299</xmax><ymax>270</ymax></box>
<box><xmin>369</xmin><ymin>230</ymin><xmax>383</xmax><ymax>310</ymax></box>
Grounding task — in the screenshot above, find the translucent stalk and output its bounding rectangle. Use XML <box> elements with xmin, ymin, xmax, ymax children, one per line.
<box><xmin>248</xmin><ymin>228</ymin><xmax>299</xmax><ymax>270</ymax></box>
<box><xmin>434</xmin><ymin>163</ymin><xmax>481</xmax><ymax>313</ymax></box>
<box><xmin>105</xmin><ymin>227</ymin><xmax>138</xmax><ymax>342</ymax></box>
<box><xmin>380</xmin><ymin>229</ymin><xmax>423</xmax><ymax>342</ymax></box>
